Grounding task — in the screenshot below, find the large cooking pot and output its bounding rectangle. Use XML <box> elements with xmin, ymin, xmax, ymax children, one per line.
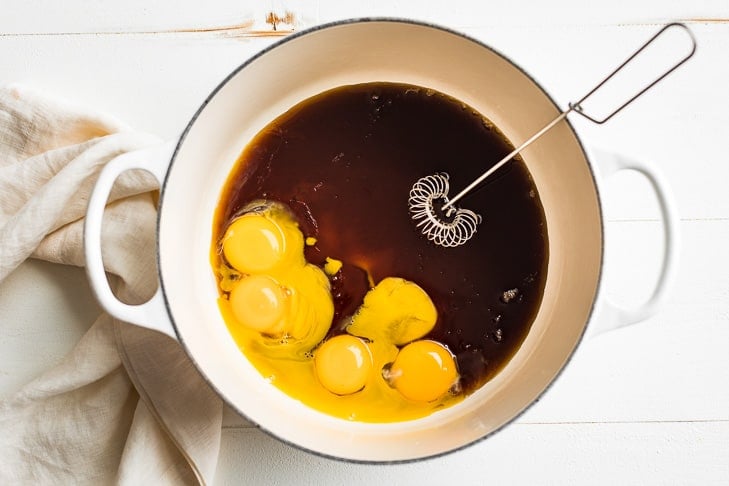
<box><xmin>84</xmin><ymin>19</ymin><xmax>678</xmax><ymax>462</ymax></box>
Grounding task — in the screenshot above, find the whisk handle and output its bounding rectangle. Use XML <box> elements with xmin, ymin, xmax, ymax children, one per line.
<box><xmin>570</xmin><ymin>22</ymin><xmax>697</xmax><ymax>124</ymax></box>
<box><xmin>443</xmin><ymin>23</ymin><xmax>696</xmax><ymax>212</ymax></box>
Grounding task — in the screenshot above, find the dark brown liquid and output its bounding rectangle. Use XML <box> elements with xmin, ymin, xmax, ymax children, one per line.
<box><xmin>215</xmin><ymin>82</ymin><xmax>548</xmax><ymax>394</ymax></box>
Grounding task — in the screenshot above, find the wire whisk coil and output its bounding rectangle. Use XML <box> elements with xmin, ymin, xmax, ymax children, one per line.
<box><xmin>408</xmin><ymin>173</ymin><xmax>482</xmax><ymax>248</ymax></box>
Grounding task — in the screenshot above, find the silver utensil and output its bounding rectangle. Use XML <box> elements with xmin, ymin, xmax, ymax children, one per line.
<box><xmin>408</xmin><ymin>22</ymin><xmax>696</xmax><ymax>248</ymax></box>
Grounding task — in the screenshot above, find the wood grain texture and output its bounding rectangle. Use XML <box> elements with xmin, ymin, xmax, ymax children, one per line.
<box><xmin>1</xmin><ymin>0</ymin><xmax>727</xmax><ymax>34</ymax></box>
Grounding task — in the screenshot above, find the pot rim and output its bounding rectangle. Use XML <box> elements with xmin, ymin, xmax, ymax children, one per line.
<box><xmin>156</xmin><ymin>17</ymin><xmax>605</xmax><ymax>464</ymax></box>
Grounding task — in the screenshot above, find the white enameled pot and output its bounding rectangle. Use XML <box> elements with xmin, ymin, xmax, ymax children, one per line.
<box><xmin>84</xmin><ymin>19</ymin><xmax>678</xmax><ymax>462</ymax></box>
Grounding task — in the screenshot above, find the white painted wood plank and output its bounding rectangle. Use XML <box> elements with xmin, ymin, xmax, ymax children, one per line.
<box><xmin>214</xmin><ymin>421</ymin><xmax>729</xmax><ymax>485</ymax></box>
<box><xmin>520</xmin><ymin>218</ymin><xmax>729</xmax><ymax>423</ymax></box>
<box><xmin>315</xmin><ymin>0</ymin><xmax>729</xmax><ymax>30</ymax></box>
<box><xmin>1</xmin><ymin>0</ymin><xmax>727</xmax><ymax>34</ymax></box>
<box><xmin>1</xmin><ymin>24</ymin><xmax>725</xmax><ymax>219</ymax></box>
<box><xmin>0</xmin><ymin>1</ymin><xmax>317</xmax><ymax>35</ymax></box>
<box><xmin>0</xmin><ymin>34</ymin><xmax>276</xmax><ymax>139</ymax></box>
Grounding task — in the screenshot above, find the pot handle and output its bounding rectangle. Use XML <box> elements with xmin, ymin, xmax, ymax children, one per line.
<box><xmin>84</xmin><ymin>141</ymin><xmax>178</xmax><ymax>339</ymax></box>
<box><xmin>588</xmin><ymin>147</ymin><xmax>680</xmax><ymax>337</ymax></box>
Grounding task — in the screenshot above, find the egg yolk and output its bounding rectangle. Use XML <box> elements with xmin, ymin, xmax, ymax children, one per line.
<box><xmin>222</xmin><ymin>205</ymin><xmax>305</xmax><ymax>275</ymax></box>
<box><xmin>347</xmin><ymin>277</ymin><xmax>437</xmax><ymax>345</ymax></box>
<box><xmin>222</xmin><ymin>214</ymin><xmax>285</xmax><ymax>273</ymax></box>
<box><xmin>323</xmin><ymin>257</ymin><xmax>343</xmax><ymax>276</ymax></box>
<box><xmin>277</xmin><ymin>265</ymin><xmax>334</xmax><ymax>344</ymax></box>
<box><xmin>388</xmin><ymin>340</ymin><xmax>458</xmax><ymax>402</ymax></box>
<box><xmin>229</xmin><ymin>274</ymin><xmax>288</xmax><ymax>335</ymax></box>
<box><xmin>314</xmin><ymin>335</ymin><xmax>373</xmax><ymax>395</ymax></box>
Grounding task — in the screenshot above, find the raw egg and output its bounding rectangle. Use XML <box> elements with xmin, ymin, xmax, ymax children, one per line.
<box><xmin>215</xmin><ymin>200</ymin><xmax>463</xmax><ymax>421</ymax></box>
<box><xmin>315</xmin><ymin>335</ymin><xmax>372</xmax><ymax>395</ymax></box>
<box><xmin>387</xmin><ymin>340</ymin><xmax>458</xmax><ymax>402</ymax></box>
<box><xmin>347</xmin><ymin>277</ymin><xmax>437</xmax><ymax>345</ymax></box>
<box><xmin>218</xmin><ymin>201</ymin><xmax>333</xmax><ymax>357</ymax></box>
<box><xmin>221</xmin><ymin>202</ymin><xmax>304</xmax><ymax>274</ymax></box>
<box><xmin>229</xmin><ymin>274</ymin><xmax>287</xmax><ymax>335</ymax></box>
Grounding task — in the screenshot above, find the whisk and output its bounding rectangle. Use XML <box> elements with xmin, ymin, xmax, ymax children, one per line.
<box><xmin>409</xmin><ymin>23</ymin><xmax>696</xmax><ymax>248</ymax></box>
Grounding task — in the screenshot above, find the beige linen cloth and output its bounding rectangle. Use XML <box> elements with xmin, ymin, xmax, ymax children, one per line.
<box><xmin>0</xmin><ymin>85</ymin><xmax>224</xmax><ymax>484</ymax></box>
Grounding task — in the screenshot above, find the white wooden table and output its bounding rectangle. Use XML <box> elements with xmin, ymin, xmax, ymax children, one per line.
<box><xmin>1</xmin><ymin>1</ymin><xmax>728</xmax><ymax>484</ymax></box>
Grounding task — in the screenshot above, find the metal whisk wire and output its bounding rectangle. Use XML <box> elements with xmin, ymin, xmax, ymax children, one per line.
<box><xmin>408</xmin><ymin>22</ymin><xmax>696</xmax><ymax>248</ymax></box>
<box><xmin>408</xmin><ymin>173</ymin><xmax>481</xmax><ymax>247</ymax></box>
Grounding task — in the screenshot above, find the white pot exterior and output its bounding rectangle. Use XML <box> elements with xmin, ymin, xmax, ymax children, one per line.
<box><xmin>84</xmin><ymin>19</ymin><xmax>678</xmax><ymax>462</ymax></box>
<box><xmin>158</xmin><ymin>20</ymin><xmax>602</xmax><ymax>461</ymax></box>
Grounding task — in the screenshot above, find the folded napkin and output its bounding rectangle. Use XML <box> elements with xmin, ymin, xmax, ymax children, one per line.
<box><xmin>0</xmin><ymin>85</ymin><xmax>223</xmax><ymax>485</ymax></box>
